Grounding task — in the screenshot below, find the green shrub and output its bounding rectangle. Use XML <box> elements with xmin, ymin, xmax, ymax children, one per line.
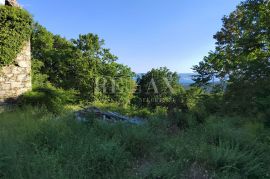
<box><xmin>135</xmin><ymin>108</ymin><xmax>153</xmax><ymax>118</ymax></box>
<box><xmin>167</xmin><ymin>109</ymin><xmax>199</xmax><ymax>129</ymax></box>
<box><xmin>0</xmin><ymin>6</ymin><xmax>32</xmax><ymax>67</ymax></box>
<box><xmin>153</xmin><ymin>106</ymin><xmax>168</xmax><ymax>118</ymax></box>
<box><xmin>18</xmin><ymin>85</ymin><xmax>77</xmax><ymax>113</ymax></box>
<box><xmin>256</xmin><ymin>95</ymin><xmax>270</xmax><ymax>125</ymax></box>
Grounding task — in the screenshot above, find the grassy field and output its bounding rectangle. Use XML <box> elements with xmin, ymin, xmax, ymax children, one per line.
<box><xmin>0</xmin><ymin>106</ymin><xmax>270</xmax><ymax>178</ymax></box>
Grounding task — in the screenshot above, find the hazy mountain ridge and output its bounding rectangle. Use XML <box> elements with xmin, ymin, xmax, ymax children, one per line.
<box><xmin>135</xmin><ymin>73</ymin><xmax>195</xmax><ymax>85</ymax></box>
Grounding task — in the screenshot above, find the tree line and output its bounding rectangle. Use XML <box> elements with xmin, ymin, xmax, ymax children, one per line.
<box><xmin>29</xmin><ymin>0</ymin><xmax>269</xmax><ymax>122</ymax></box>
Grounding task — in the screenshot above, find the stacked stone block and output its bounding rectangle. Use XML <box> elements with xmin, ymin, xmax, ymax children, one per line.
<box><xmin>0</xmin><ymin>41</ymin><xmax>31</xmax><ymax>103</ymax></box>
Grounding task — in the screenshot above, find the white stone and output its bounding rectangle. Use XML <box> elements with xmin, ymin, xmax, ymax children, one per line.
<box><xmin>17</xmin><ymin>61</ymin><xmax>29</xmax><ymax>68</ymax></box>
<box><xmin>0</xmin><ymin>41</ymin><xmax>31</xmax><ymax>102</ymax></box>
<box><xmin>11</xmin><ymin>82</ymin><xmax>24</xmax><ymax>89</ymax></box>
<box><xmin>1</xmin><ymin>84</ymin><xmax>11</xmax><ymax>90</ymax></box>
<box><xmin>16</xmin><ymin>74</ymin><xmax>27</xmax><ymax>81</ymax></box>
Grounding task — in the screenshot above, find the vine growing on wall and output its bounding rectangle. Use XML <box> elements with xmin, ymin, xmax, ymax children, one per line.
<box><xmin>0</xmin><ymin>5</ymin><xmax>33</xmax><ymax>68</ymax></box>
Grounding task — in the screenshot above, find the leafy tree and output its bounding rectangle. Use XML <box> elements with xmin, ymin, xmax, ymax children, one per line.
<box><xmin>71</xmin><ymin>34</ymin><xmax>135</xmax><ymax>104</ymax></box>
<box><xmin>31</xmin><ymin>23</ymin><xmax>54</xmax><ymax>87</ymax></box>
<box><xmin>31</xmin><ymin>24</ymin><xmax>135</xmax><ymax>105</ymax></box>
<box><xmin>32</xmin><ymin>24</ymin><xmax>81</xmax><ymax>89</ymax></box>
<box><xmin>192</xmin><ymin>0</ymin><xmax>270</xmax><ymax>114</ymax></box>
<box><xmin>135</xmin><ymin>67</ymin><xmax>183</xmax><ymax>109</ymax></box>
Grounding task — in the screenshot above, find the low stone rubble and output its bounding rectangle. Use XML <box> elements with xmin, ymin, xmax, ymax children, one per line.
<box><xmin>75</xmin><ymin>106</ymin><xmax>144</xmax><ymax>125</ymax></box>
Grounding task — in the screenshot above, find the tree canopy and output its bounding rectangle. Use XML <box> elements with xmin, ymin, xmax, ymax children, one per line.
<box><xmin>135</xmin><ymin>67</ymin><xmax>183</xmax><ymax>109</ymax></box>
<box><xmin>193</xmin><ymin>0</ymin><xmax>270</xmax><ymax>113</ymax></box>
<box><xmin>31</xmin><ymin>23</ymin><xmax>135</xmax><ymax>105</ymax></box>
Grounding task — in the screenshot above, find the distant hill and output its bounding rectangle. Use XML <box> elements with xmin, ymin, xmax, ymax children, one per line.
<box><xmin>179</xmin><ymin>73</ymin><xmax>194</xmax><ymax>85</ymax></box>
<box><xmin>136</xmin><ymin>73</ymin><xmax>224</xmax><ymax>88</ymax></box>
<box><xmin>135</xmin><ymin>73</ymin><xmax>195</xmax><ymax>86</ymax></box>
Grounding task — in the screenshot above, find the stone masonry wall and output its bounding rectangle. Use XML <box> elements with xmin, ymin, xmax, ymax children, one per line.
<box><xmin>0</xmin><ymin>41</ymin><xmax>31</xmax><ymax>104</ymax></box>
<box><xmin>5</xmin><ymin>0</ymin><xmax>19</xmax><ymax>7</ymax></box>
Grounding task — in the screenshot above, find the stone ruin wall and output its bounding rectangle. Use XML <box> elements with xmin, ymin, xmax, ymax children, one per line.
<box><xmin>0</xmin><ymin>0</ymin><xmax>31</xmax><ymax>104</ymax></box>
<box><xmin>0</xmin><ymin>41</ymin><xmax>32</xmax><ymax>104</ymax></box>
<box><xmin>5</xmin><ymin>0</ymin><xmax>19</xmax><ymax>7</ymax></box>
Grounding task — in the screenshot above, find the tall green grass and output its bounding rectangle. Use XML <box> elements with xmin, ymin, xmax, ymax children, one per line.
<box><xmin>148</xmin><ymin>117</ymin><xmax>270</xmax><ymax>178</ymax></box>
<box><xmin>0</xmin><ymin>107</ymin><xmax>269</xmax><ymax>178</ymax></box>
<box><xmin>0</xmin><ymin>107</ymin><xmax>132</xmax><ymax>178</ymax></box>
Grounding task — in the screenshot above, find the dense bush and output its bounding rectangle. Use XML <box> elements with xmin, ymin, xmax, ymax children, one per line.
<box><xmin>256</xmin><ymin>95</ymin><xmax>270</xmax><ymax>125</ymax></box>
<box><xmin>17</xmin><ymin>85</ymin><xmax>77</xmax><ymax>113</ymax></box>
<box><xmin>0</xmin><ymin>6</ymin><xmax>32</xmax><ymax>67</ymax></box>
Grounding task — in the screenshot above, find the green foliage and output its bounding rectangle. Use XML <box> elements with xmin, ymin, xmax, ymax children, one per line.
<box><xmin>0</xmin><ymin>107</ymin><xmax>131</xmax><ymax>178</ymax></box>
<box><xmin>135</xmin><ymin>67</ymin><xmax>183</xmax><ymax>109</ymax></box>
<box><xmin>192</xmin><ymin>0</ymin><xmax>270</xmax><ymax>115</ymax></box>
<box><xmin>0</xmin><ymin>107</ymin><xmax>270</xmax><ymax>178</ymax></box>
<box><xmin>134</xmin><ymin>108</ymin><xmax>153</xmax><ymax>118</ymax></box>
<box><xmin>91</xmin><ymin>121</ymin><xmax>157</xmax><ymax>158</ymax></box>
<box><xmin>0</xmin><ymin>6</ymin><xmax>32</xmax><ymax>67</ymax></box>
<box><xmin>148</xmin><ymin>117</ymin><xmax>270</xmax><ymax>178</ymax></box>
<box><xmin>168</xmin><ymin>87</ymin><xmax>223</xmax><ymax>127</ymax></box>
<box><xmin>17</xmin><ymin>85</ymin><xmax>77</xmax><ymax>113</ymax></box>
<box><xmin>167</xmin><ymin>110</ymin><xmax>194</xmax><ymax>129</ymax></box>
<box><xmin>31</xmin><ymin>24</ymin><xmax>135</xmax><ymax>105</ymax></box>
<box><xmin>31</xmin><ymin>58</ymin><xmax>49</xmax><ymax>87</ymax></box>
<box><xmin>94</xmin><ymin>102</ymin><xmax>167</xmax><ymax>119</ymax></box>
<box><xmin>256</xmin><ymin>95</ymin><xmax>270</xmax><ymax>124</ymax></box>
<box><xmin>2</xmin><ymin>1</ymin><xmax>270</xmax><ymax>178</ymax></box>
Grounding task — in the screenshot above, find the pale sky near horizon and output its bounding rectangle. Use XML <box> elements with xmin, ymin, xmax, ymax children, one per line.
<box><xmin>18</xmin><ymin>0</ymin><xmax>242</xmax><ymax>73</ymax></box>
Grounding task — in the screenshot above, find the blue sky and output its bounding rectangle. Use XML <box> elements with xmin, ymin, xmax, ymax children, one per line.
<box><xmin>19</xmin><ymin>0</ymin><xmax>242</xmax><ymax>73</ymax></box>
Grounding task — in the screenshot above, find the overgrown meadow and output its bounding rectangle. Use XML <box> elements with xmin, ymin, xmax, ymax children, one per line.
<box><xmin>1</xmin><ymin>106</ymin><xmax>270</xmax><ymax>178</ymax></box>
<box><xmin>1</xmin><ymin>0</ymin><xmax>270</xmax><ymax>178</ymax></box>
